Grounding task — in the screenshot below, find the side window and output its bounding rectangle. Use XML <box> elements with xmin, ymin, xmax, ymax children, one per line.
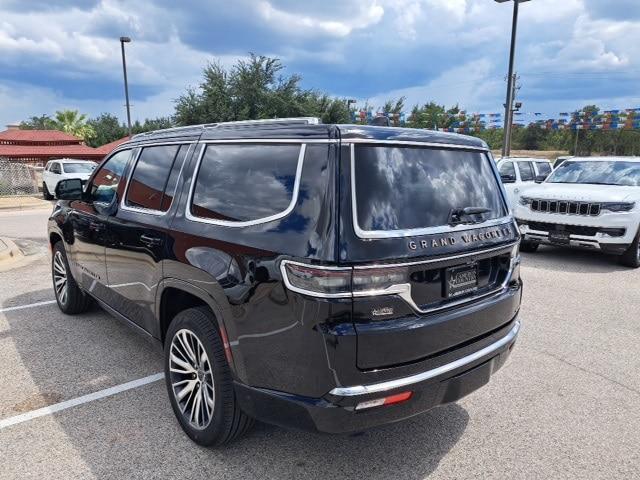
<box><xmin>90</xmin><ymin>150</ymin><xmax>131</xmax><ymax>204</ymax></box>
<box><xmin>536</xmin><ymin>162</ymin><xmax>552</xmax><ymax>176</ymax></box>
<box><xmin>190</xmin><ymin>144</ymin><xmax>301</xmax><ymax>223</ymax></box>
<box><xmin>50</xmin><ymin>163</ymin><xmax>61</xmax><ymax>174</ymax></box>
<box><xmin>518</xmin><ymin>161</ymin><xmax>534</xmax><ymax>182</ymax></box>
<box><xmin>125</xmin><ymin>145</ymin><xmax>180</xmax><ymax>212</ymax></box>
<box><xmin>499</xmin><ymin>162</ymin><xmax>516</xmax><ymax>177</ymax></box>
<box><xmin>160</xmin><ymin>145</ymin><xmax>190</xmax><ymax>212</ymax></box>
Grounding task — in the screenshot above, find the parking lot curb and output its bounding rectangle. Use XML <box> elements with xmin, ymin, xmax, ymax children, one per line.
<box><xmin>0</xmin><ymin>196</ymin><xmax>53</xmax><ymax>211</ymax></box>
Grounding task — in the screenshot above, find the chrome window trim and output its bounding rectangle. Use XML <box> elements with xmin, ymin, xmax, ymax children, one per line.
<box><xmin>280</xmin><ymin>260</ymin><xmax>352</xmax><ymax>299</ymax></box>
<box><xmin>329</xmin><ymin>320</ymin><xmax>521</xmax><ymax>397</ymax></box>
<box><xmin>115</xmin><ymin>140</ymin><xmax>199</xmax><ymax>150</ymax></box>
<box><xmin>345</xmin><ymin>138</ymin><xmax>489</xmax><ymax>151</ymax></box>
<box><xmin>185</xmin><ymin>142</ymin><xmax>306</xmax><ymax>228</ymax></box>
<box><xmin>349</xmin><ymin>143</ymin><xmax>512</xmax><ymax>239</ymax></box>
<box><xmin>120</xmin><ymin>142</ymin><xmax>195</xmax><ymax>217</ymax></box>
<box><xmin>199</xmin><ymin>138</ymin><xmax>337</xmax><ymax>144</ymax></box>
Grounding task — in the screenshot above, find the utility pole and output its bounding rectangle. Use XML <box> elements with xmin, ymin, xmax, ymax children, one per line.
<box><xmin>504</xmin><ymin>73</ymin><xmax>520</xmax><ymax>157</ymax></box>
<box><xmin>574</xmin><ymin>127</ymin><xmax>580</xmax><ymax>156</ymax></box>
<box><xmin>495</xmin><ymin>0</ymin><xmax>531</xmax><ymax>158</ymax></box>
<box><xmin>120</xmin><ymin>36</ymin><xmax>132</xmax><ymax>137</ymax></box>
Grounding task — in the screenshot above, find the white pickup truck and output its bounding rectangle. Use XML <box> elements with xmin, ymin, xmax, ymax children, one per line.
<box><xmin>42</xmin><ymin>159</ymin><xmax>96</xmax><ymax>199</ymax></box>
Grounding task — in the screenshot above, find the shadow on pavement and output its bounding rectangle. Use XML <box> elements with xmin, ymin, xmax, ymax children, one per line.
<box><xmin>521</xmin><ymin>244</ymin><xmax>631</xmax><ymax>274</ymax></box>
<box><xmin>2</xmin><ymin>287</ymin><xmax>470</xmax><ymax>480</ymax></box>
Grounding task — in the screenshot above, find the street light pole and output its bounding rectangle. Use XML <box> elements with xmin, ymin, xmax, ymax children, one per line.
<box><xmin>119</xmin><ymin>36</ymin><xmax>132</xmax><ymax>137</ymax></box>
<box><xmin>496</xmin><ymin>0</ymin><xmax>530</xmax><ymax>158</ymax></box>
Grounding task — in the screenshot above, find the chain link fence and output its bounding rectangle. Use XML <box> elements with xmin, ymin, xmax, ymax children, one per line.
<box><xmin>0</xmin><ymin>159</ymin><xmax>41</xmax><ymax>196</ymax></box>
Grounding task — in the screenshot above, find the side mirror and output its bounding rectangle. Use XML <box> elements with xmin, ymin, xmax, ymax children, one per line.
<box><xmin>535</xmin><ymin>174</ymin><xmax>548</xmax><ymax>184</ymax></box>
<box><xmin>55</xmin><ymin>178</ymin><xmax>84</xmax><ymax>200</ymax></box>
<box><xmin>500</xmin><ymin>174</ymin><xmax>516</xmax><ymax>184</ymax></box>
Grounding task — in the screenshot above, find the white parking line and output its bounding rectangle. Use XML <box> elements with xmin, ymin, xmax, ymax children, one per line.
<box><xmin>0</xmin><ymin>300</ymin><xmax>56</xmax><ymax>313</ymax></box>
<box><xmin>0</xmin><ymin>372</ymin><xmax>164</xmax><ymax>430</ymax></box>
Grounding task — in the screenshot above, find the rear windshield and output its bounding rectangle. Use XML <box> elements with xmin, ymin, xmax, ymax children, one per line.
<box><xmin>353</xmin><ymin>146</ymin><xmax>506</xmax><ymax>232</ymax></box>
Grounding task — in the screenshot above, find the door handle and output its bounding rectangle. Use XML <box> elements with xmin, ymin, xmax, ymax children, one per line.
<box><xmin>140</xmin><ymin>234</ymin><xmax>162</xmax><ymax>247</ymax></box>
<box><xmin>89</xmin><ymin>221</ymin><xmax>104</xmax><ymax>231</ymax></box>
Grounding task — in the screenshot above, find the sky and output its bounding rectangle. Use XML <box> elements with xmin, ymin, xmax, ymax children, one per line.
<box><xmin>0</xmin><ymin>0</ymin><xmax>639</xmax><ymax>128</ymax></box>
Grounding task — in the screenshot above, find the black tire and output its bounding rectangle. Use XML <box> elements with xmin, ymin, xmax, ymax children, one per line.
<box><xmin>52</xmin><ymin>242</ymin><xmax>92</xmax><ymax>314</ymax></box>
<box><xmin>520</xmin><ymin>240</ymin><xmax>539</xmax><ymax>253</ymax></box>
<box><xmin>43</xmin><ymin>182</ymin><xmax>54</xmax><ymax>200</ymax></box>
<box><xmin>164</xmin><ymin>307</ymin><xmax>253</xmax><ymax>446</ymax></box>
<box><xmin>619</xmin><ymin>229</ymin><xmax>640</xmax><ymax>268</ymax></box>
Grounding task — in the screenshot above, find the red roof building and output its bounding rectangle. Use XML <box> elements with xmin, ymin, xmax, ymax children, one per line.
<box><xmin>94</xmin><ymin>136</ymin><xmax>130</xmax><ymax>156</ymax></box>
<box><xmin>0</xmin><ymin>126</ymin><xmax>105</xmax><ymax>165</ymax></box>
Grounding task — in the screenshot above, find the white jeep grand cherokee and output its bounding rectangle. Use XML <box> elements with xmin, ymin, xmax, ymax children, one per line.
<box><xmin>514</xmin><ymin>157</ymin><xmax>640</xmax><ymax>268</ymax></box>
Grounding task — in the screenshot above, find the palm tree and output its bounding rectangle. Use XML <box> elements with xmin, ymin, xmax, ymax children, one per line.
<box><xmin>53</xmin><ymin>109</ymin><xmax>96</xmax><ymax>142</ymax></box>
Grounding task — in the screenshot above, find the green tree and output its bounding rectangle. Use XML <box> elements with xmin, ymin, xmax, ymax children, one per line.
<box><xmin>53</xmin><ymin>109</ymin><xmax>96</xmax><ymax>142</ymax></box>
<box><xmin>131</xmin><ymin>117</ymin><xmax>175</xmax><ymax>135</ymax></box>
<box><xmin>87</xmin><ymin>113</ymin><xmax>127</xmax><ymax>147</ymax></box>
<box><xmin>175</xmin><ymin>53</ymin><xmax>351</xmax><ymax>125</ymax></box>
<box><xmin>20</xmin><ymin>114</ymin><xmax>57</xmax><ymax>130</ymax></box>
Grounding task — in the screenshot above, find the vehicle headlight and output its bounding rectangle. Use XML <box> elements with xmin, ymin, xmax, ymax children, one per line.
<box><xmin>601</xmin><ymin>202</ymin><xmax>635</xmax><ymax>212</ymax></box>
<box><xmin>519</xmin><ymin>196</ymin><xmax>532</xmax><ymax>206</ymax></box>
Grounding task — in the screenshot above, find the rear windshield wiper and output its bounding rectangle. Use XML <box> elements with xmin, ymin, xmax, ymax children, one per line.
<box><xmin>448</xmin><ymin>207</ymin><xmax>492</xmax><ymax>226</ymax></box>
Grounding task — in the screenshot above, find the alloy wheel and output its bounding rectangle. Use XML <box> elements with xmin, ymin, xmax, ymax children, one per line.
<box><xmin>53</xmin><ymin>251</ymin><xmax>68</xmax><ymax>306</ymax></box>
<box><xmin>169</xmin><ymin>329</ymin><xmax>215</xmax><ymax>430</ymax></box>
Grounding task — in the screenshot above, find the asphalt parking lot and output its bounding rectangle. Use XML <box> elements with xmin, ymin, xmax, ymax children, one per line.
<box><xmin>1</xmin><ymin>208</ymin><xmax>639</xmax><ymax>479</ymax></box>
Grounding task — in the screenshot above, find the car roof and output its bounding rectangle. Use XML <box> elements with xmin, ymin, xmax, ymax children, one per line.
<box><xmin>122</xmin><ymin>118</ymin><xmax>488</xmax><ymax>150</ymax></box>
<box><xmin>566</xmin><ymin>156</ymin><xmax>640</xmax><ymax>163</ymax></box>
<box><xmin>48</xmin><ymin>158</ymin><xmax>96</xmax><ymax>163</ymax></box>
<box><xmin>498</xmin><ymin>157</ymin><xmax>551</xmax><ymax>163</ymax></box>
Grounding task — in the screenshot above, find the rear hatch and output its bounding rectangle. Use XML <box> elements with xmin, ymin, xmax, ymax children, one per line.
<box><xmin>342</xmin><ymin>143</ymin><xmax>520</xmax><ymax>369</ymax></box>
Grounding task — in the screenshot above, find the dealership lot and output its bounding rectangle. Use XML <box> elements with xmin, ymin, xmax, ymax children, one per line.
<box><xmin>1</xmin><ymin>208</ymin><xmax>639</xmax><ymax>479</ymax></box>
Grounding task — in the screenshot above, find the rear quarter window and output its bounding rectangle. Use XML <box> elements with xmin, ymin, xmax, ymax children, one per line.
<box><xmin>190</xmin><ymin>144</ymin><xmax>302</xmax><ymax>223</ymax></box>
<box><xmin>353</xmin><ymin>145</ymin><xmax>506</xmax><ymax>233</ymax></box>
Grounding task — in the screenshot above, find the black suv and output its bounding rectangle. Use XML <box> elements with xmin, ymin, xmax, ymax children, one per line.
<box><xmin>48</xmin><ymin>118</ymin><xmax>522</xmax><ymax>446</ymax></box>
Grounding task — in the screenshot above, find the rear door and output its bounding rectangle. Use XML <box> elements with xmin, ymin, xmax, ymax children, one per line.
<box><xmin>105</xmin><ymin>143</ymin><xmax>193</xmax><ymax>336</ymax></box>
<box><xmin>341</xmin><ymin>143</ymin><xmax>519</xmax><ymax>369</ymax></box>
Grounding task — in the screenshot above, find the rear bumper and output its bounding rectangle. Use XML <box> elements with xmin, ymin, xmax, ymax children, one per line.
<box><xmin>235</xmin><ymin>318</ymin><xmax>520</xmax><ymax>433</ymax></box>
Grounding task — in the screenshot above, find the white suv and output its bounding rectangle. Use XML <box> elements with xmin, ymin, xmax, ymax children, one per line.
<box><xmin>497</xmin><ymin>157</ymin><xmax>553</xmax><ymax>209</ymax></box>
<box><xmin>42</xmin><ymin>159</ymin><xmax>96</xmax><ymax>200</ymax></box>
<box><xmin>514</xmin><ymin>157</ymin><xmax>640</xmax><ymax>267</ymax></box>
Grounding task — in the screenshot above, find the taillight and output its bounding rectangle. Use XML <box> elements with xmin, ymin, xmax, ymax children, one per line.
<box><xmin>352</xmin><ymin>266</ymin><xmax>408</xmax><ymax>294</ymax></box>
<box><xmin>281</xmin><ymin>261</ymin><xmax>351</xmax><ymax>297</ymax></box>
<box><xmin>281</xmin><ymin>260</ymin><xmax>411</xmax><ymax>298</ymax></box>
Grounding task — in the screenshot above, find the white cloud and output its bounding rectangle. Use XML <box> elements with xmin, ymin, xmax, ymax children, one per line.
<box><xmin>0</xmin><ymin>0</ymin><xmax>639</xmax><ymax>128</ymax></box>
<box><xmin>257</xmin><ymin>0</ymin><xmax>384</xmax><ymax>37</ymax></box>
<box><xmin>362</xmin><ymin>58</ymin><xmax>502</xmax><ymax>112</ymax></box>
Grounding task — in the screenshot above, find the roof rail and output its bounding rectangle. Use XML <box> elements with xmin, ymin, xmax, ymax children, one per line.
<box><xmin>131</xmin><ymin>117</ymin><xmax>321</xmax><ymax>139</ymax></box>
<box><xmin>131</xmin><ymin>124</ymin><xmax>215</xmax><ymax>140</ymax></box>
<box><xmin>211</xmin><ymin>117</ymin><xmax>321</xmax><ymax>128</ymax></box>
